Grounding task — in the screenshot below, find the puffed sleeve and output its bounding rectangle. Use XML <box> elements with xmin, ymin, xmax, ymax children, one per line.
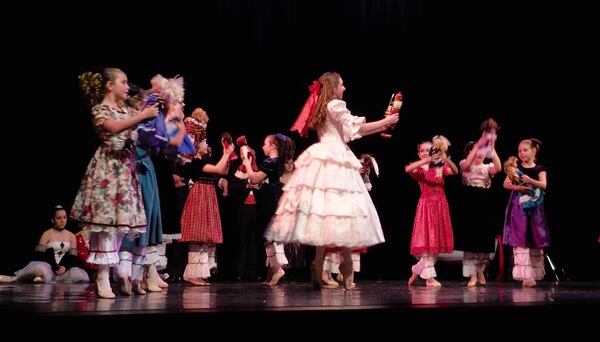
<box><xmin>536</xmin><ymin>165</ymin><xmax>547</xmax><ymax>174</ymax></box>
<box><xmin>482</xmin><ymin>163</ymin><xmax>493</xmax><ymax>177</ymax></box>
<box><xmin>184</xmin><ymin>158</ymin><xmax>209</xmax><ymax>179</ymax></box>
<box><xmin>259</xmin><ymin>158</ymin><xmax>283</xmax><ymax>182</ymax></box>
<box><xmin>409</xmin><ymin>166</ymin><xmax>426</xmax><ymax>181</ymax></box>
<box><xmin>327</xmin><ymin>100</ymin><xmax>366</xmax><ymax>142</ymax></box>
<box><xmin>92</xmin><ymin>104</ymin><xmax>111</xmax><ymax>128</ymax></box>
<box><xmin>442</xmin><ymin>163</ymin><xmax>453</xmax><ymax>176</ymax></box>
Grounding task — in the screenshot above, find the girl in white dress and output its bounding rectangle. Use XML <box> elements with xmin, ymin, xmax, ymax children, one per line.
<box><xmin>264</xmin><ymin>71</ymin><xmax>399</xmax><ymax>289</ymax></box>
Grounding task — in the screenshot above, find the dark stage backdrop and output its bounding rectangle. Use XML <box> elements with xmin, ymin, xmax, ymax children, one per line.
<box><xmin>3</xmin><ymin>1</ymin><xmax>596</xmax><ymax>279</ymax></box>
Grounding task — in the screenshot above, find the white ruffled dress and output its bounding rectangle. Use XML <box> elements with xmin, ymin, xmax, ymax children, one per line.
<box><xmin>264</xmin><ymin>99</ymin><xmax>385</xmax><ymax>247</ymax></box>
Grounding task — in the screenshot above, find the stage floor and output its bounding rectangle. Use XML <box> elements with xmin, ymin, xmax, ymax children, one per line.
<box><xmin>2</xmin><ymin>280</ymin><xmax>599</xmax><ymax>315</ymax></box>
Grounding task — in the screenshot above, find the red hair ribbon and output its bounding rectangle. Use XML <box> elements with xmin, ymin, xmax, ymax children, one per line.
<box><xmin>290</xmin><ymin>80</ymin><xmax>321</xmax><ymax>137</ymax></box>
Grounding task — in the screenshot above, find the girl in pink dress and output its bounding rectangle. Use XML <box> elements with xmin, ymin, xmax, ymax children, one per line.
<box><xmin>405</xmin><ymin>137</ymin><xmax>458</xmax><ymax>287</ymax></box>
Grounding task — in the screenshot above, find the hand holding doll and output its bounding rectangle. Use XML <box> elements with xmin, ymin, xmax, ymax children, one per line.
<box><xmin>478</xmin><ymin>118</ymin><xmax>499</xmax><ymax>158</ymax></box>
<box><xmin>504</xmin><ymin>156</ymin><xmax>523</xmax><ymax>185</ymax></box>
<box><xmin>381</xmin><ymin>91</ymin><xmax>402</xmax><ymax>138</ymax></box>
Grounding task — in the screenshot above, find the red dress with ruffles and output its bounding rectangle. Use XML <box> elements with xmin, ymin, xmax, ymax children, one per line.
<box><xmin>409</xmin><ymin>164</ymin><xmax>454</xmax><ymax>255</ymax></box>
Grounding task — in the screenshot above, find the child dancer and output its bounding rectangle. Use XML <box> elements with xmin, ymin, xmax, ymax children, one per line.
<box><xmin>503</xmin><ymin>138</ymin><xmax>549</xmax><ymax>287</ymax></box>
<box><xmin>406</xmin><ymin>137</ymin><xmax>458</xmax><ymax>287</ymax></box>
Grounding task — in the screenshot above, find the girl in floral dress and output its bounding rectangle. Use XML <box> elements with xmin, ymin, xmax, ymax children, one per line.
<box><xmin>70</xmin><ymin>68</ymin><xmax>158</xmax><ymax>298</ymax></box>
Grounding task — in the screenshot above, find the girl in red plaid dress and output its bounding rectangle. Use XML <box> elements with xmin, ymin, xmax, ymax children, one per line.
<box><xmin>179</xmin><ymin>139</ymin><xmax>234</xmax><ymax>285</ymax></box>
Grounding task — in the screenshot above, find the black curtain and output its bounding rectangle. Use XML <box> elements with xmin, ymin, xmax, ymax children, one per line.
<box><xmin>3</xmin><ymin>1</ymin><xmax>596</xmax><ymax>279</ymax></box>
